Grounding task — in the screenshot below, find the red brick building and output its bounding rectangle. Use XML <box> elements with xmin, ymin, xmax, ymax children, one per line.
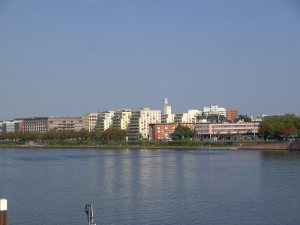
<box><xmin>149</xmin><ymin>123</ymin><xmax>193</xmax><ymax>140</ymax></box>
<box><xmin>19</xmin><ymin>117</ymin><xmax>50</xmax><ymax>132</ymax></box>
<box><xmin>48</xmin><ymin>117</ymin><xmax>83</xmax><ymax>131</ymax></box>
<box><xmin>226</xmin><ymin>109</ymin><xmax>238</xmax><ymax>122</ymax></box>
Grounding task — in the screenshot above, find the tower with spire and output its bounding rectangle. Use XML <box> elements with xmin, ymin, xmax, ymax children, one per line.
<box><xmin>162</xmin><ymin>98</ymin><xmax>174</xmax><ymax>123</ymax></box>
<box><xmin>164</xmin><ymin>98</ymin><xmax>172</xmax><ymax>115</ymax></box>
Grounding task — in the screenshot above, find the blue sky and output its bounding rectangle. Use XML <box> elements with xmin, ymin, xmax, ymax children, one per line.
<box><xmin>1</xmin><ymin>0</ymin><xmax>299</xmax><ymax>119</ymax></box>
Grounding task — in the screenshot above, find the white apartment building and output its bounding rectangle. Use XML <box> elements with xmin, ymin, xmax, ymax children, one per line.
<box><xmin>95</xmin><ymin>111</ymin><xmax>115</xmax><ymax>131</ymax></box>
<box><xmin>161</xmin><ymin>114</ymin><xmax>175</xmax><ymax>123</ymax></box>
<box><xmin>112</xmin><ymin>109</ymin><xmax>132</xmax><ymax>130</ymax></box>
<box><xmin>202</xmin><ymin>105</ymin><xmax>226</xmax><ymax>117</ymax></box>
<box><xmin>128</xmin><ymin>108</ymin><xmax>161</xmax><ymax>139</ymax></box>
<box><xmin>83</xmin><ymin>113</ymin><xmax>99</xmax><ymax>131</ymax></box>
<box><xmin>174</xmin><ymin>110</ymin><xmax>201</xmax><ymax>123</ymax></box>
<box><xmin>1</xmin><ymin>120</ymin><xmax>21</xmax><ymax>133</ymax></box>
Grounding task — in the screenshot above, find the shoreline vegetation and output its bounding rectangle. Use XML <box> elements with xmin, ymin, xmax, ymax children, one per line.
<box><xmin>1</xmin><ymin>114</ymin><xmax>300</xmax><ymax>150</ymax></box>
<box><xmin>0</xmin><ymin>140</ymin><xmax>299</xmax><ymax>151</ymax></box>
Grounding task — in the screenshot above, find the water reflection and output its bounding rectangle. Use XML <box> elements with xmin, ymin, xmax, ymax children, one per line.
<box><xmin>261</xmin><ymin>150</ymin><xmax>300</xmax><ymax>160</ymax></box>
<box><xmin>1</xmin><ymin>148</ymin><xmax>300</xmax><ymax>225</ymax></box>
<box><xmin>258</xmin><ymin>150</ymin><xmax>300</xmax><ymax>225</ymax></box>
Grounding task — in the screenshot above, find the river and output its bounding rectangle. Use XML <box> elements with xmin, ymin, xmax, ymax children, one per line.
<box><xmin>0</xmin><ymin>148</ymin><xmax>300</xmax><ymax>225</ymax></box>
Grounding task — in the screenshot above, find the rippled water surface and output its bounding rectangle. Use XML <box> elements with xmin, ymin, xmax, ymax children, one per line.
<box><xmin>1</xmin><ymin>148</ymin><xmax>300</xmax><ymax>225</ymax></box>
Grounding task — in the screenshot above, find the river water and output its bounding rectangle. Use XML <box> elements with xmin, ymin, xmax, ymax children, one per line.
<box><xmin>0</xmin><ymin>148</ymin><xmax>300</xmax><ymax>225</ymax></box>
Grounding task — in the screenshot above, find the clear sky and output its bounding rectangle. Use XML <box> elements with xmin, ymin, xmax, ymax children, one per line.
<box><xmin>1</xmin><ymin>0</ymin><xmax>300</xmax><ymax>119</ymax></box>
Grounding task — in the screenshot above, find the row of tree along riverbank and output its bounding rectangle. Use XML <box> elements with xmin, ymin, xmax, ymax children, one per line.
<box><xmin>0</xmin><ymin>114</ymin><xmax>299</xmax><ymax>149</ymax></box>
<box><xmin>0</xmin><ymin>138</ymin><xmax>299</xmax><ymax>150</ymax></box>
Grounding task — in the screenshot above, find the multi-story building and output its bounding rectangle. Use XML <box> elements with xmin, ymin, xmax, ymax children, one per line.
<box><xmin>19</xmin><ymin>117</ymin><xmax>49</xmax><ymax>132</ymax></box>
<box><xmin>226</xmin><ymin>109</ymin><xmax>238</xmax><ymax>122</ymax></box>
<box><xmin>150</xmin><ymin>121</ymin><xmax>260</xmax><ymax>140</ymax></box>
<box><xmin>193</xmin><ymin>122</ymin><xmax>259</xmax><ymax>138</ymax></box>
<box><xmin>174</xmin><ymin>110</ymin><xmax>201</xmax><ymax>123</ymax></box>
<box><xmin>83</xmin><ymin>113</ymin><xmax>99</xmax><ymax>131</ymax></box>
<box><xmin>252</xmin><ymin>114</ymin><xmax>281</xmax><ymax>122</ymax></box>
<box><xmin>161</xmin><ymin>114</ymin><xmax>175</xmax><ymax>123</ymax></box>
<box><xmin>112</xmin><ymin>109</ymin><xmax>132</xmax><ymax>130</ymax></box>
<box><xmin>202</xmin><ymin>105</ymin><xmax>227</xmax><ymax>117</ymax></box>
<box><xmin>1</xmin><ymin>120</ymin><xmax>22</xmax><ymax>133</ymax></box>
<box><xmin>2</xmin><ymin>120</ymin><xmax>16</xmax><ymax>133</ymax></box>
<box><xmin>127</xmin><ymin>108</ymin><xmax>161</xmax><ymax>139</ymax></box>
<box><xmin>95</xmin><ymin>111</ymin><xmax>115</xmax><ymax>131</ymax></box>
<box><xmin>149</xmin><ymin>123</ymin><xmax>193</xmax><ymax>140</ymax></box>
<box><xmin>48</xmin><ymin>117</ymin><xmax>83</xmax><ymax>132</ymax></box>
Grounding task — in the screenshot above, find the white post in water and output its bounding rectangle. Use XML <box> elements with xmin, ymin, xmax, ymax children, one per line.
<box><xmin>0</xmin><ymin>199</ymin><xmax>7</xmax><ymax>225</ymax></box>
<box><xmin>85</xmin><ymin>204</ymin><xmax>96</xmax><ymax>225</ymax></box>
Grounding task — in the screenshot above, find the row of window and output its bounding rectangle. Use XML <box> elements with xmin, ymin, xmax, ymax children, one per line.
<box><xmin>157</xmin><ymin>127</ymin><xmax>176</xmax><ymax>130</ymax></box>
<box><xmin>211</xmin><ymin>125</ymin><xmax>256</xmax><ymax>128</ymax></box>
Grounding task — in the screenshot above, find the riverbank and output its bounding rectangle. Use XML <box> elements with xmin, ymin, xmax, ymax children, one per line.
<box><xmin>0</xmin><ymin>140</ymin><xmax>299</xmax><ymax>150</ymax></box>
<box><xmin>0</xmin><ymin>141</ymin><xmax>237</xmax><ymax>150</ymax></box>
<box><xmin>238</xmin><ymin>141</ymin><xmax>300</xmax><ymax>150</ymax></box>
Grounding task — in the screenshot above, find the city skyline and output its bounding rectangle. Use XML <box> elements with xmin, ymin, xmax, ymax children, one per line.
<box><xmin>1</xmin><ymin>0</ymin><xmax>300</xmax><ymax>119</ymax></box>
<box><xmin>0</xmin><ymin>97</ymin><xmax>296</xmax><ymax>121</ymax></box>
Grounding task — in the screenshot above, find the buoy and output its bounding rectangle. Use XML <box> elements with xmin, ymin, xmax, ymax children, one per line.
<box><xmin>0</xmin><ymin>199</ymin><xmax>7</xmax><ymax>225</ymax></box>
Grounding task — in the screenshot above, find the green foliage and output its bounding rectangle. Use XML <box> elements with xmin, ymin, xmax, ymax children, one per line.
<box><xmin>172</xmin><ymin>125</ymin><xmax>196</xmax><ymax>140</ymax></box>
<box><xmin>234</xmin><ymin>115</ymin><xmax>251</xmax><ymax>122</ymax></box>
<box><xmin>259</xmin><ymin>114</ymin><xmax>300</xmax><ymax>139</ymax></box>
<box><xmin>0</xmin><ymin>128</ymin><xmax>127</xmax><ymax>142</ymax></box>
<box><xmin>101</xmin><ymin>128</ymin><xmax>127</xmax><ymax>140</ymax></box>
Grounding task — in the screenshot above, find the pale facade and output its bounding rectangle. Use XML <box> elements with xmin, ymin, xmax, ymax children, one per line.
<box><xmin>1</xmin><ymin>120</ymin><xmax>22</xmax><ymax>133</ymax></box>
<box><xmin>48</xmin><ymin>117</ymin><xmax>83</xmax><ymax>131</ymax></box>
<box><xmin>161</xmin><ymin>114</ymin><xmax>175</xmax><ymax>123</ymax></box>
<box><xmin>202</xmin><ymin>105</ymin><xmax>226</xmax><ymax>117</ymax></box>
<box><xmin>174</xmin><ymin>110</ymin><xmax>201</xmax><ymax>123</ymax></box>
<box><xmin>128</xmin><ymin>108</ymin><xmax>161</xmax><ymax>139</ymax></box>
<box><xmin>112</xmin><ymin>109</ymin><xmax>132</xmax><ymax>130</ymax></box>
<box><xmin>83</xmin><ymin>113</ymin><xmax>99</xmax><ymax>131</ymax></box>
<box><xmin>2</xmin><ymin>121</ymin><xmax>15</xmax><ymax>132</ymax></box>
<box><xmin>95</xmin><ymin>111</ymin><xmax>115</xmax><ymax>131</ymax></box>
<box><xmin>193</xmin><ymin>122</ymin><xmax>259</xmax><ymax>137</ymax></box>
<box><xmin>161</xmin><ymin>98</ymin><xmax>174</xmax><ymax>123</ymax></box>
<box><xmin>163</xmin><ymin>98</ymin><xmax>172</xmax><ymax>115</ymax></box>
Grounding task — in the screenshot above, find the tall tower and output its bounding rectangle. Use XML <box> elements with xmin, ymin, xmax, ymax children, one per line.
<box><xmin>164</xmin><ymin>98</ymin><xmax>172</xmax><ymax>115</ymax></box>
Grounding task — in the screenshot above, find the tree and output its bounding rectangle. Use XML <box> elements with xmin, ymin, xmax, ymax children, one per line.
<box><xmin>101</xmin><ymin>128</ymin><xmax>127</xmax><ymax>140</ymax></box>
<box><xmin>234</xmin><ymin>115</ymin><xmax>251</xmax><ymax>123</ymax></box>
<box><xmin>259</xmin><ymin>114</ymin><xmax>300</xmax><ymax>140</ymax></box>
<box><xmin>77</xmin><ymin>129</ymin><xmax>89</xmax><ymax>140</ymax></box>
<box><xmin>89</xmin><ymin>130</ymin><xmax>102</xmax><ymax>140</ymax></box>
<box><xmin>207</xmin><ymin>114</ymin><xmax>227</xmax><ymax>123</ymax></box>
<box><xmin>280</xmin><ymin>122</ymin><xmax>296</xmax><ymax>137</ymax></box>
<box><xmin>172</xmin><ymin>125</ymin><xmax>196</xmax><ymax>139</ymax></box>
<box><xmin>195</xmin><ymin>113</ymin><xmax>202</xmax><ymax>122</ymax></box>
